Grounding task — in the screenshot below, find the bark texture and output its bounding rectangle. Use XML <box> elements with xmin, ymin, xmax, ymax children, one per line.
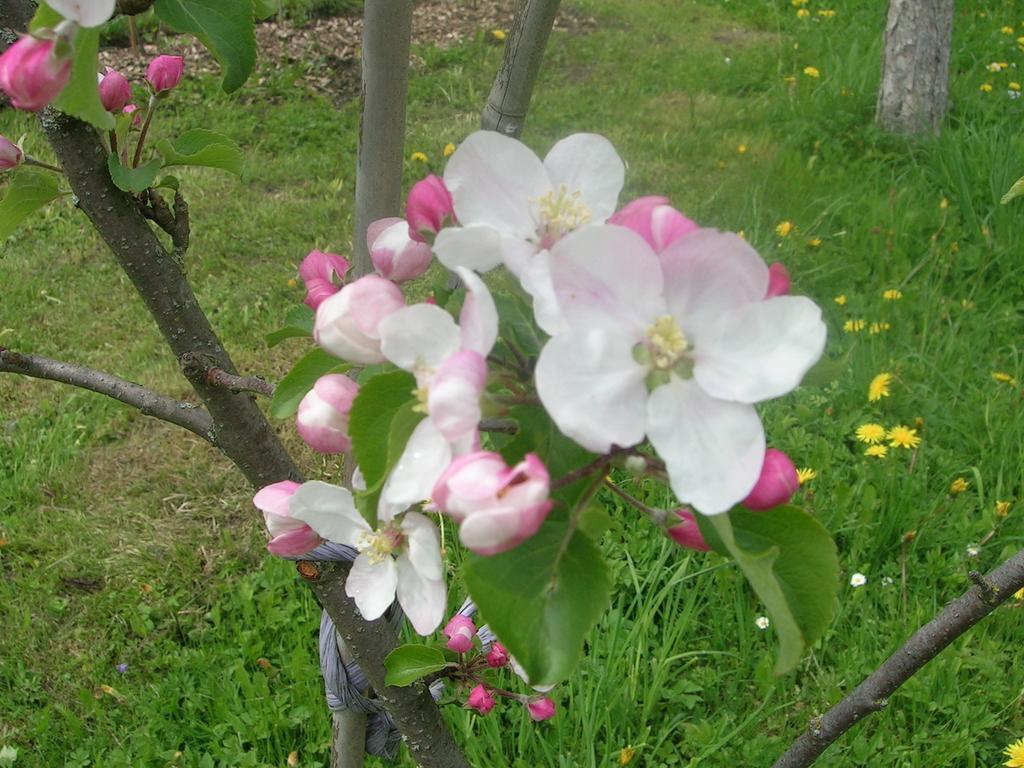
<box><xmin>481</xmin><ymin>0</ymin><xmax>561</xmax><ymax>137</ymax></box>
<box><xmin>876</xmin><ymin>0</ymin><xmax>954</xmax><ymax>135</ymax></box>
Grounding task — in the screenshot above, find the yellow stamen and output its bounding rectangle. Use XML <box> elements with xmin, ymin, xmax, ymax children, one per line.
<box><xmin>646</xmin><ymin>315</ymin><xmax>688</xmax><ymax>370</ymax></box>
<box><xmin>534</xmin><ymin>184</ymin><xmax>591</xmax><ymax>245</ymax></box>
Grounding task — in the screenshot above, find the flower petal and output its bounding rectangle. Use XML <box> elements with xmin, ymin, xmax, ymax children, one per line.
<box><xmin>381</xmin><ymin>420</ymin><xmax>453</xmax><ymax>516</ymax></box>
<box><xmin>433</xmin><ymin>225</ymin><xmax>506</xmax><ymax>274</ymax></box>
<box><xmin>400</xmin><ymin>511</ymin><xmax>444</xmax><ymax>581</ymax></box>
<box><xmin>693</xmin><ymin>295</ymin><xmax>827</xmax><ymax>403</ymax></box>
<box><xmin>660</xmin><ymin>229</ymin><xmax>769</xmax><ymax>341</ymax></box>
<box><xmin>543</xmin><ymin>133</ymin><xmax>625</xmax><ymax>221</ymax></box>
<box><xmin>546</xmin><ymin>224</ymin><xmax>664</xmax><ymax>335</ymax></box>
<box><xmin>444</xmin><ymin>130</ymin><xmax>549</xmax><ymax>238</ymax></box>
<box><xmin>378</xmin><ymin>304</ymin><xmax>461</xmax><ymax>374</ymax></box>
<box><xmin>646</xmin><ymin>378</ymin><xmax>765</xmax><ymax>515</ymax></box>
<box><xmin>289</xmin><ymin>481</ymin><xmax>368</xmax><ymax>546</ymax></box>
<box><xmin>396</xmin><ymin>558</ymin><xmax>446</xmax><ymax>635</ymax></box>
<box><xmin>457</xmin><ymin>267</ymin><xmax>498</xmax><ymax>356</ymax></box>
<box><xmin>428</xmin><ymin>350</ymin><xmax>486</xmax><ymax>444</ymax></box>
<box><xmin>346</xmin><ymin>553</ymin><xmax>398</xmax><ymax>621</ymax></box>
<box><xmin>520</xmin><ymin>250</ymin><xmax>567</xmax><ymax>336</ymax></box>
<box><xmin>48</xmin><ymin>0</ymin><xmax>115</xmax><ymax>27</ymax></box>
<box><xmin>535</xmin><ymin>329</ymin><xmax>648</xmax><ymax>453</ymax></box>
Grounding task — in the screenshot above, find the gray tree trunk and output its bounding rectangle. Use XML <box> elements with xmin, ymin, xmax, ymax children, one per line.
<box><xmin>876</xmin><ymin>0</ymin><xmax>954</xmax><ymax>135</ymax></box>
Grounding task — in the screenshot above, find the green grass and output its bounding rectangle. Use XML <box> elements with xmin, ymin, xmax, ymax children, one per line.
<box><xmin>2</xmin><ymin>0</ymin><xmax>1024</xmax><ymax>765</ymax></box>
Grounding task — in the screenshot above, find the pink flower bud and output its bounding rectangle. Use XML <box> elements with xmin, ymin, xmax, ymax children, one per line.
<box><xmin>466</xmin><ymin>684</ymin><xmax>495</xmax><ymax>715</ymax></box>
<box><xmin>146</xmin><ymin>54</ymin><xmax>184</xmax><ymax>93</ymax></box>
<box><xmin>99</xmin><ymin>67</ymin><xmax>132</xmax><ymax>112</ymax></box>
<box><xmin>486</xmin><ymin>642</ymin><xmax>509</xmax><ymax>668</ymax></box>
<box><xmin>0</xmin><ymin>135</ymin><xmax>23</xmax><ymax>170</ymax></box>
<box><xmin>609</xmin><ymin>196</ymin><xmax>699</xmax><ymax>254</ymax></box>
<box><xmin>667</xmin><ymin>508</ymin><xmax>710</xmax><ymax>552</ymax></box>
<box><xmin>253</xmin><ymin>480</ymin><xmax>321</xmax><ymax>556</ymax></box>
<box><xmin>428</xmin><ymin>350</ymin><xmax>487</xmax><ymax>444</ymax></box>
<box><xmin>742</xmin><ymin>448</ymin><xmax>799</xmax><ymax>511</ymax></box>
<box><xmin>123</xmin><ymin>103</ymin><xmax>142</xmax><ymax>127</ymax></box>
<box><xmin>406</xmin><ymin>174</ymin><xmax>454</xmax><ymax>242</ymax></box>
<box><xmin>526</xmin><ymin>695</ymin><xmax>556</xmax><ymax>721</ymax></box>
<box><xmin>368</xmin><ymin>217</ymin><xmax>433</xmax><ymax>282</ymax></box>
<box><xmin>299</xmin><ymin>249</ymin><xmax>350</xmax><ymax>311</ymax></box>
<box><xmin>295</xmin><ymin>374</ymin><xmax>359</xmax><ymax>454</ymax></box>
<box><xmin>432</xmin><ymin>452</ymin><xmax>552</xmax><ymax>555</ymax></box>
<box><xmin>765</xmin><ymin>262</ymin><xmax>791</xmax><ymax>298</ymax></box>
<box><xmin>0</xmin><ymin>36</ymin><xmax>73</xmax><ymax>112</ymax></box>
<box><xmin>314</xmin><ymin>275</ymin><xmax>405</xmax><ymax>364</ymax></box>
<box><xmin>442</xmin><ymin>615</ymin><xmax>476</xmax><ymax>653</ymax></box>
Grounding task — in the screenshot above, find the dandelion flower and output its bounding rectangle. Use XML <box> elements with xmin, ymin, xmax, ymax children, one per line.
<box><xmin>287</xmin><ymin>278</ymin><xmax>297</xmax><ymax>287</ymax></box>
<box><xmin>803</xmin><ymin>66</ymin><xmax>820</xmax><ymax>79</ymax></box>
<box><xmin>887</xmin><ymin>425</ymin><xmax>920</xmax><ymax>449</ymax></box>
<box><xmin>1002</xmin><ymin>26</ymin><xmax>1015</xmax><ymax>35</ymax></box>
<box><xmin>834</xmin><ymin>294</ymin><xmax>847</xmax><ymax>305</ymax></box>
<box><xmin>443</xmin><ymin>142</ymin><xmax>456</xmax><ymax>158</ymax></box>
<box><xmin>491</xmin><ymin>29</ymin><xmax>506</xmax><ymax>41</ymax></box>
<box><xmin>849</xmin><ymin>572</ymin><xmax>867</xmax><ymax>587</ymax></box>
<box><xmin>619</xmin><ymin>746</ymin><xmax>636</xmax><ymax>766</ymax></box>
<box><xmin>868</xmin><ymin>372</ymin><xmax>892</xmax><ymax>402</ymax></box>
<box><xmin>939</xmin><ymin>197</ymin><xmax>949</xmax><ymax>209</ymax></box>
<box><xmin>844</xmin><ymin>318</ymin><xmax>866</xmax><ymax>333</ymax></box>
<box><xmin>755</xmin><ymin>616</ymin><xmax>770</xmax><ymax>630</ymax></box>
<box><xmin>855</xmin><ymin>423</ymin><xmax>886</xmax><ymax>444</ymax></box>
<box><xmin>796</xmin><ymin>8</ymin><xmax>809</xmax><ymax>18</ymax></box>
<box><xmin>981</xmin><ymin>83</ymin><xmax>994</xmax><ymax>93</ymax></box>
<box><xmin>882</xmin><ymin>288</ymin><xmax>902</xmax><ymax>300</ymax></box>
<box><xmin>796</xmin><ymin>467</ymin><xmax>817</xmax><ymax>485</ymax></box>
<box><xmin>869</xmin><ymin>321</ymin><xmax>891</xmax><ymax>334</ymax></box>
<box><xmin>949</xmin><ymin>478</ymin><xmax>969</xmax><ymax>495</ymax></box>
<box><xmin>737</xmin><ymin>143</ymin><xmax>748</xmax><ymax>154</ymax></box>
<box><xmin>807</xmin><ymin>237</ymin><xmax>822</xmax><ymax>247</ymax></box>
<box><xmin>865</xmin><ymin>445</ymin><xmax>888</xmax><ymax>458</ymax></box>
<box><xmin>775</xmin><ymin>220</ymin><xmax>793</xmax><ymax>237</ymax></box>
<box><xmin>410</xmin><ymin>151</ymin><xmax>428</xmax><ymax>163</ymax></box>
<box><xmin>987</xmin><ymin>62</ymin><xmax>1005</xmax><ymax>73</ymax></box>
<box><xmin>992</xmin><ymin>371</ymin><xmax>1019</xmax><ymax>386</ymax></box>
<box><xmin>1011</xmin><ymin>82</ymin><xmax>1022</xmax><ymax>92</ymax></box>
<box><xmin>996</xmin><ymin>500</ymin><xmax>1012</xmax><ymax>518</ymax></box>
<box><xmin>791</xmin><ymin>0</ymin><xmax>807</xmax><ymax>5</ymax></box>
<box><xmin>1015</xmin><ymin>588</ymin><xmax>1024</xmax><ymax>601</ymax></box>
<box><xmin>818</xmin><ymin>9</ymin><xmax>835</xmax><ymax>18</ymax></box>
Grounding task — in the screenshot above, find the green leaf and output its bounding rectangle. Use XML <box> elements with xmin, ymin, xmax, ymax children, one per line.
<box><xmin>156</xmin><ymin>175</ymin><xmax>180</xmax><ymax>191</ymax></box>
<box><xmin>153</xmin><ymin>0</ymin><xmax>256</xmax><ymax>93</ymax></box>
<box><xmin>269</xmin><ymin>347</ymin><xmax>349</xmax><ymax>419</ymax></box>
<box><xmin>348</xmin><ymin>370</ymin><xmax>417</xmax><ymax>491</ymax></box>
<box><xmin>252</xmin><ymin>0</ymin><xmax>278</xmax><ymax>19</ymax></box>
<box><xmin>1001</xmin><ymin>175</ymin><xmax>1024</xmax><ymax>204</ymax></box>
<box><xmin>465</xmin><ymin>517</ymin><xmax>611</xmax><ymax>686</ymax></box>
<box><xmin>500</xmin><ymin>405</ymin><xmax>595</xmax><ymax>480</ymax></box>
<box><xmin>701</xmin><ymin>506</ymin><xmax>838</xmax><ymax>674</ymax></box>
<box><xmin>265</xmin><ymin>305</ymin><xmax>314</xmax><ymax>347</ymax></box>
<box><xmin>383</xmin><ymin>645</ymin><xmax>448</xmax><ymax>687</ymax></box>
<box><xmin>53</xmin><ymin>26</ymin><xmax>116</xmax><ymax>131</ymax></box>
<box><xmin>107</xmin><ymin>154</ymin><xmax>162</xmax><ymax>193</ymax></box>
<box><xmin>355</xmin><ymin>400</ymin><xmax>423</xmax><ymax>528</ymax></box>
<box><xmin>0</xmin><ymin>170</ymin><xmax>62</xmax><ymax>243</ymax></box>
<box><xmin>802</xmin><ymin>345</ymin><xmax>853</xmax><ymax>388</ymax></box>
<box><xmin>156</xmin><ymin>130</ymin><xmax>245</xmax><ymax>176</ymax></box>
<box><xmin>493</xmin><ymin>291</ymin><xmax>544</xmax><ymax>358</ymax></box>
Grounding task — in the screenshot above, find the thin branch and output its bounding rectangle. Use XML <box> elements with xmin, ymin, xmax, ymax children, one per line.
<box><xmin>298</xmin><ymin>561</ymin><xmax>471</xmax><ymax>768</ymax></box>
<box><xmin>0</xmin><ymin>348</ymin><xmax>214</xmax><ymax>441</ymax></box>
<box><xmin>352</xmin><ymin>0</ymin><xmax>414</xmax><ymax>275</ymax></box>
<box><xmin>180</xmin><ymin>352</ymin><xmax>274</xmax><ymax>397</ymax></box>
<box><xmin>773</xmin><ymin>547</ymin><xmax>1024</xmax><ymax>767</ymax></box>
<box><xmin>481</xmin><ymin>0</ymin><xmax>561</xmax><ymax>137</ymax></box>
<box><xmin>478</xmin><ymin>418</ymin><xmax>517</xmax><ymax>435</ymax></box>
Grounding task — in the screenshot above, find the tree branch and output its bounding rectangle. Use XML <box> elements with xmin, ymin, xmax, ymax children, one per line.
<box><xmin>298</xmin><ymin>561</ymin><xmax>471</xmax><ymax>768</ymax></box>
<box><xmin>773</xmin><ymin>548</ymin><xmax>1024</xmax><ymax>767</ymax></box>
<box><xmin>180</xmin><ymin>352</ymin><xmax>274</xmax><ymax>397</ymax></box>
<box><xmin>351</xmin><ymin>0</ymin><xmax>414</xmax><ymax>275</ymax></box>
<box><xmin>0</xmin><ymin>347</ymin><xmax>214</xmax><ymax>441</ymax></box>
<box><xmin>481</xmin><ymin>0</ymin><xmax>561</xmax><ymax>137</ymax></box>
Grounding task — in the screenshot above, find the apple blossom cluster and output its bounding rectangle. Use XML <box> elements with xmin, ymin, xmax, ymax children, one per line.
<box><xmin>255</xmin><ymin>129</ymin><xmax>825</xmax><ymax>667</ymax></box>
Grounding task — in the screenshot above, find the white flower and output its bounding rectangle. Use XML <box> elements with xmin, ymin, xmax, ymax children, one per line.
<box><xmin>434</xmin><ymin>131</ymin><xmax>624</xmax><ymax>277</ymax></box>
<box><xmin>755</xmin><ymin>616</ymin><xmax>770</xmax><ymax>630</ymax></box>
<box><xmin>48</xmin><ymin>0</ymin><xmax>116</xmax><ymax>27</ymax></box>
<box><xmin>966</xmin><ymin>544</ymin><xmax>981</xmax><ymax>558</ymax></box>
<box><xmin>289</xmin><ymin>481</ymin><xmax>446</xmax><ymax>635</ymax></box>
<box><xmin>534</xmin><ymin>224</ymin><xmax>827</xmax><ymax>514</ymax></box>
<box><xmin>849</xmin><ymin>572</ymin><xmax>867</xmax><ymax>588</ymax></box>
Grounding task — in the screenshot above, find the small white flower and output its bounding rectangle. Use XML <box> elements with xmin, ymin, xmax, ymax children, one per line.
<box><xmin>850</xmin><ymin>572</ymin><xmax>867</xmax><ymax>588</ymax></box>
<box><xmin>966</xmin><ymin>544</ymin><xmax>981</xmax><ymax>558</ymax></box>
<box><xmin>755</xmin><ymin>615</ymin><xmax>770</xmax><ymax>630</ymax></box>
<box><xmin>881</xmin><ymin>576</ymin><xmax>894</xmax><ymax>587</ymax></box>
<box><xmin>1009</xmin><ymin>91</ymin><xmax>1021</xmax><ymax>100</ymax></box>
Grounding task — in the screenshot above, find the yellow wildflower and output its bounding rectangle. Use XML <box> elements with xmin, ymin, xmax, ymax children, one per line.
<box><xmin>996</xmin><ymin>500</ymin><xmax>1012</xmax><ymax>518</ymax></box>
<box><xmin>883</xmin><ymin>288</ymin><xmax>902</xmax><ymax>300</ymax></box>
<box><xmin>855</xmin><ymin>423</ymin><xmax>886</xmax><ymax>444</ymax></box>
<box><xmin>807</xmin><ymin>237</ymin><xmax>822</xmax><ymax>247</ymax></box>
<box><xmin>1011</xmin><ymin>82</ymin><xmax>1022</xmax><ymax>92</ymax></box>
<box><xmin>834</xmin><ymin>294</ymin><xmax>847</xmax><ymax>306</ymax></box>
<box><xmin>288</xmin><ymin>753</ymin><xmax>299</xmax><ymax>768</ymax></box>
<box><xmin>817</xmin><ymin>9</ymin><xmax>836</xmax><ymax>17</ymax></box>
<box><xmin>987</xmin><ymin>62</ymin><xmax>1005</xmax><ymax>73</ymax></box>
<box><xmin>783</xmin><ymin>75</ymin><xmax>798</xmax><ymax>86</ymax></box>
<box><xmin>443</xmin><ymin>142</ymin><xmax>456</xmax><ymax>158</ymax></box>
<box><xmin>843</xmin><ymin>318</ymin><xmax>866</xmax><ymax>333</ymax></box>
<box><xmin>1015</xmin><ymin>588</ymin><xmax>1024</xmax><ymax>601</ymax></box>
<box><xmin>491</xmin><ymin>29</ymin><xmax>506</xmax><ymax>41</ymax></box>
<box><xmin>619</xmin><ymin>746</ymin><xmax>636</xmax><ymax>766</ymax></box>
<box><xmin>796</xmin><ymin>8</ymin><xmax>810</xmax><ymax>18</ymax></box>
<box><xmin>287</xmin><ymin>277</ymin><xmax>297</xmax><ymax>288</ymax></box>
<box><xmin>803</xmin><ymin>66</ymin><xmax>820</xmax><ymax>79</ymax></box>
<box><xmin>1004</xmin><ymin>737</ymin><xmax>1024</xmax><ymax>767</ymax></box>
<box><xmin>868</xmin><ymin>372</ymin><xmax>892</xmax><ymax>402</ymax></box>
<box><xmin>887</xmin><ymin>425</ymin><xmax>921</xmax><ymax>449</ymax></box>
<box><xmin>737</xmin><ymin>143</ymin><xmax>748</xmax><ymax>154</ymax></box>
<box><xmin>949</xmin><ymin>478</ymin><xmax>969</xmax><ymax>495</ymax></box>
<box><xmin>1002</xmin><ymin>26</ymin><xmax>1015</xmax><ymax>35</ymax></box>
<box><xmin>869</xmin><ymin>321</ymin><xmax>891</xmax><ymax>334</ymax></box>
<box><xmin>1018</xmin><ymin>36</ymin><xmax>1024</xmax><ymax>46</ymax></box>
<box><xmin>791</xmin><ymin>0</ymin><xmax>808</xmax><ymax>5</ymax></box>
<box><xmin>981</xmin><ymin>83</ymin><xmax>994</xmax><ymax>93</ymax></box>
<box><xmin>992</xmin><ymin>371</ymin><xmax>1019</xmax><ymax>386</ymax></box>
<box><xmin>775</xmin><ymin>220</ymin><xmax>793</xmax><ymax>237</ymax></box>
<box><xmin>939</xmin><ymin>197</ymin><xmax>949</xmax><ymax>209</ymax></box>
<box><xmin>865</xmin><ymin>445</ymin><xmax>888</xmax><ymax>459</ymax></box>
<box><xmin>796</xmin><ymin>467</ymin><xmax>817</xmax><ymax>485</ymax></box>
<box><xmin>410</xmin><ymin>151</ymin><xmax>428</xmax><ymax>163</ymax></box>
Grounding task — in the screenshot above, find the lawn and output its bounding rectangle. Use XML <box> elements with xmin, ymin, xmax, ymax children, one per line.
<box><xmin>1</xmin><ymin>0</ymin><xmax>1023</xmax><ymax>766</ymax></box>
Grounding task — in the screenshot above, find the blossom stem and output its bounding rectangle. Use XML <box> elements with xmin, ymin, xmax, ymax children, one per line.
<box><xmin>551</xmin><ymin>452</ymin><xmax>617</xmax><ymax>491</ymax></box>
<box><xmin>464</xmin><ymin>673</ymin><xmax>523</xmax><ymax>701</ymax></box>
<box><xmin>23</xmin><ymin>156</ymin><xmax>64</xmax><ymax>174</ymax></box>
<box><xmin>132</xmin><ymin>94</ymin><xmax>158</xmax><ymax>169</ymax></box>
<box><xmin>603</xmin><ymin>479</ymin><xmax>668</xmax><ymax>526</ymax></box>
